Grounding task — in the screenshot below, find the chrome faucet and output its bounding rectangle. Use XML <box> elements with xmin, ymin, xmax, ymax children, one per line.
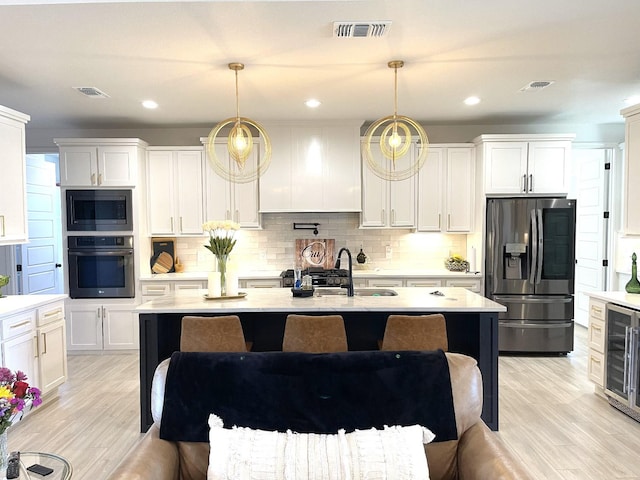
<box><xmin>335</xmin><ymin>247</ymin><xmax>354</xmax><ymax>297</ymax></box>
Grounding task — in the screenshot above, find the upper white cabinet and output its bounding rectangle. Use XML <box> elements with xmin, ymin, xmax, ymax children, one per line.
<box><xmin>0</xmin><ymin>105</ymin><xmax>29</xmax><ymax>245</ymax></box>
<box><xmin>203</xmin><ymin>139</ymin><xmax>261</xmax><ymax>228</ymax></box>
<box><xmin>475</xmin><ymin>134</ymin><xmax>575</xmax><ymax>196</ymax></box>
<box><xmin>147</xmin><ymin>148</ymin><xmax>204</xmax><ymax>235</ymax></box>
<box><xmin>622</xmin><ymin>104</ymin><xmax>640</xmax><ymax>234</ymax></box>
<box><xmin>360</xmin><ymin>141</ymin><xmax>416</xmax><ymax>228</ymax></box>
<box><xmin>259</xmin><ymin>122</ymin><xmax>361</xmax><ymax>212</ymax></box>
<box><xmin>418</xmin><ymin>145</ymin><xmax>475</xmax><ymax>232</ymax></box>
<box><xmin>56</xmin><ymin>138</ymin><xmax>147</xmax><ymax>187</ymax></box>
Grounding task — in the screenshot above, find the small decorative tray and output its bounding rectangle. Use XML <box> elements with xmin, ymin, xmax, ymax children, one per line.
<box><xmin>203</xmin><ymin>292</ymin><xmax>247</xmax><ymax>300</ymax></box>
<box><xmin>291</xmin><ymin>287</ymin><xmax>314</xmax><ymax>298</ymax></box>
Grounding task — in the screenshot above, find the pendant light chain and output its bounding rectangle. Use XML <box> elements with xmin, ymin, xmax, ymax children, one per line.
<box><xmin>235</xmin><ymin>67</ymin><xmax>240</xmax><ymax>122</ymax></box>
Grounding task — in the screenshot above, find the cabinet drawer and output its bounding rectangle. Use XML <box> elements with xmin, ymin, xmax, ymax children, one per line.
<box><xmin>406</xmin><ymin>279</ymin><xmax>442</xmax><ymax>288</ymax></box>
<box><xmin>174</xmin><ymin>281</ymin><xmax>206</xmax><ymax>291</ymax></box>
<box><xmin>367</xmin><ymin>278</ymin><xmax>404</xmax><ymax>288</ymax></box>
<box><xmin>588</xmin><ymin>350</ymin><xmax>605</xmax><ymax>386</ymax></box>
<box><xmin>37</xmin><ymin>301</ymin><xmax>65</xmax><ymax>327</ymax></box>
<box><xmin>588</xmin><ymin>318</ymin><xmax>605</xmax><ymax>353</ymax></box>
<box><xmin>589</xmin><ymin>299</ymin><xmax>606</xmax><ymax>321</ymax></box>
<box><xmin>141</xmin><ymin>283</ymin><xmax>171</xmax><ymax>296</ymax></box>
<box><xmin>445</xmin><ymin>278</ymin><xmax>481</xmax><ymax>292</ymax></box>
<box><xmin>243</xmin><ymin>279</ymin><xmax>281</xmax><ymax>288</ymax></box>
<box><xmin>2</xmin><ymin>310</ymin><xmax>36</xmax><ymax>340</ymax></box>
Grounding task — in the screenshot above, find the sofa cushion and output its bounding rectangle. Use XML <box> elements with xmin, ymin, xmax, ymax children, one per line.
<box><xmin>207</xmin><ymin>413</ymin><xmax>435</xmax><ymax>480</ymax></box>
<box><xmin>159</xmin><ymin>350</ymin><xmax>457</xmax><ymax>443</ymax></box>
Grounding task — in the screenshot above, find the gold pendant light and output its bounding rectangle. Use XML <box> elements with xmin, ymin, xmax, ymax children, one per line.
<box><xmin>206</xmin><ymin>63</ymin><xmax>272</xmax><ymax>183</ymax></box>
<box><xmin>363</xmin><ymin>60</ymin><xmax>429</xmax><ymax>181</ymax></box>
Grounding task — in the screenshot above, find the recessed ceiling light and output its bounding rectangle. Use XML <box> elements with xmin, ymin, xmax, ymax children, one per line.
<box><xmin>142</xmin><ymin>100</ymin><xmax>158</xmax><ymax>109</ymax></box>
<box><xmin>464</xmin><ymin>96</ymin><xmax>480</xmax><ymax>106</ymax></box>
<box><xmin>624</xmin><ymin>95</ymin><xmax>640</xmax><ymax>106</ymax></box>
<box><xmin>305</xmin><ymin>99</ymin><xmax>321</xmax><ymax>108</ymax></box>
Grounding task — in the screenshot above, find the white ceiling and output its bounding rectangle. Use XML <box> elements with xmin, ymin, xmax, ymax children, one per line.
<box><xmin>1</xmin><ymin>0</ymin><xmax>639</xmax><ymax>129</ymax></box>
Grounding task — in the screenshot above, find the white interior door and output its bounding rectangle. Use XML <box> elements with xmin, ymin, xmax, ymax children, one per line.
<box><xmin>17</xmin><ymin>155</ymin><xmax>63</xmax><ymax>294</ymax></box>
<box><xmin>573</xmin><ymin>147</ymin><xmax>611</xmax><ymax>327</ymax></box>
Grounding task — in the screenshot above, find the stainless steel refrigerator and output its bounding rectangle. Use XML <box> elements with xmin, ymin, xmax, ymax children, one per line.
<box><xmin>485</xmin><ymin>198</ymin><xmax>576</xmax><ymax>353</ymax></box>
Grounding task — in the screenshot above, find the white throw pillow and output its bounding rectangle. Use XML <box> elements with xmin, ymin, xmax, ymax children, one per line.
<box><xmin>207</xmin><ymin>414</ymin><xmax>435</xmax><ymax>480</ymax></box>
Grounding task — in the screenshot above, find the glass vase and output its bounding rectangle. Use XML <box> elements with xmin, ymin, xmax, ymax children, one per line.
<box><xmin>216</xmin><ymin>254</ymin><xmax>229</xmax><ymax>296</ymax></box>
<box><xmin>626</xmin><ymin>252</ymin><xmax>640</xmax><ymax>294</ymax></box>
<box><xmin>0</xmin><ymin>430</ymin><xmax>8</xmax><ymax>478</ymax></box>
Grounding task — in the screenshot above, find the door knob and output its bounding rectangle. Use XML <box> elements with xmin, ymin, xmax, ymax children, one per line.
<box><xmin>55</xmin><ymin>263</ymin><xmax>62</xmax><ymax>268</ymax></box>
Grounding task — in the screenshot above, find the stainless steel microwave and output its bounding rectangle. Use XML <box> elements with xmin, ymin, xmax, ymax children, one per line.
<box><xmin>66</xmin><ymin>189</ymin><xmax>133</xmax><ymax>231</ymax></box>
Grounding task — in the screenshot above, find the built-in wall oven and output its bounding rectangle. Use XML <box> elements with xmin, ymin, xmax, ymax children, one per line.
<box><xmin>66</xmin><ymin>189</ymin><xmax>133</xmax><ymax>231</ymax></box>
<box><xmin>67</xmin><ymin>235</ymin><xmax>135</xmax><ymax>298</ymax></box>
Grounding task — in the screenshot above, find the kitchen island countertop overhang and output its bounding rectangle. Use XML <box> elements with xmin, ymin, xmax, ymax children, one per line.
<box><xmin>137</xmin><ymin>287</ymin><xmax>505</xmax><ymax>432</ymax></box>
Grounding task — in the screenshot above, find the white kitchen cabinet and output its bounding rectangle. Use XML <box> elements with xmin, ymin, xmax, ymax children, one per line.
<box><xmin>259</xmin><ymin>122</ymin><xmax>361</xmax><ymax>212</ymax></box>
<box><xmin>241</xmin><ymin>279</ymin><xmax>281</xmax><ymax>288</ymax></box>
<box><xmin>56</xmin><ymin>138</ymin><xmax>147</xmax><ymax>187</ymax></box>
<box><xmin>204</xmin><ymin>139</ymin><xmax>260</xmax><ymax>228</ymax></box>
<box><xmin>1</xmin><ymin>298</ymin><xmax>67</xmax><ymax>396</ymax></box>
<box><xmin>140</xmin><ymin>279</ymin><xmax>206</xmax><ymax>303</ymax></box>
<box><xmin>36</xmin><ymin>301</ymin><xmax>67</xmax><ymax>393</ymax></box>
<box><xmin>475</xmin><ymin>134</ymin><xmax>574</xmax><ymax>196</ymax></box>
<box><xmin>587</xmin><ymin>298</ymin><xmax>606</xmax><ymax>390</ymax></box>
<box><xmin>361</xmin><ymin>141</ymin><xmax>416</xmax><ymax>228</ymax></box>
<box><xmin>444</xmin><ymin>278</ymin><xmax>481</xmax><ymax>293</ymax></box>
<box><xmin>66</xmin><ymin>301</ymin><xmax>138</xmax><ymax>351</ymax></box>
<box><xmin>147</xmin><ymin>148</ymin><xmax>204</xmax><ymax>235</ymax></box>
<box><xmin>366</xmin><ymin>278</ymin><xmax>404</xmax><ymax>288</ymax></box>
<box><xmin>405</xmin><ymin>279</ymin><xmax>443</xmax><ymax>288</ymax></box>
<box><xmin>418</xmin><ymin>146</ymin><xmax>475</xmax><ymax>232</ymax></box>
<box><xmin>1</xmin><ymin>310</ymin><xmax>38</xmax><ymax>387</ymax></box>
<box><xmin>0</xmin><ymin>105</ymin><xmax>29</xmax><ymax>245</ymax></box>
<box><xmin>622</xmin><ymin>104</ymin><xmax>640</xmax><ymax>234</ymax></box>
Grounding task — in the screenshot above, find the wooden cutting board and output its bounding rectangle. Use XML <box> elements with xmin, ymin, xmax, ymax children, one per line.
<box><xmin>151</xmin><ymin>251</ymin><xmax>174</xmax><ymax>274</ymax></box>
<box><xmin>295</xmin><ymin>239</ymin><xmax>335</xmax><ymax>269</ymax></box>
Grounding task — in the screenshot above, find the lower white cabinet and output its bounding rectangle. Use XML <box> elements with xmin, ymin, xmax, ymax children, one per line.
<box><xmin>366</xmin><ymin>278</ymin><xmax>404</xmax><ymax>288</ymax></box>
<box><xmin>66</xmin><ymin>301</ymin><xmax>138</xmax><ymax>351</ymax></box>
<box><xmin>587</xmin><ymin>298</ymin><xmax>607</xmax><ymax>389</ymax></box>
<box><xmin>406</xmin><ymin>279</ymin><xmax>443</xmax><ymax>288</ymax></box>
<box><xmin>444</xmin><ymin>278</ymin><xmax>481</xmax><ymax>293</ymax></box>
<box><xmin>1</xmin><ymin>299</ymin><xmax>67</xmax><ymax>396</ymax></box>
<box><xmin>241</xmin><ymin>279</ymin><xmax>281</xmax><ymax>288</ymax></box>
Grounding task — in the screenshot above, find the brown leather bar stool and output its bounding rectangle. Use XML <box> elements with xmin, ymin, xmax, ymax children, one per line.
<box><xmin>379</xmin><ymin>314</ymin><xmax>448</xmax><ymax>351</ymax></box>
<box><xmin>180</xmin><ymin>315</ymin><xmax>252</xmax><ymax>352</ymax></box>
<box><xmin>282</xmin><ymin>314</ymin><xmax>348</xmax><ymax>352</ymax></box>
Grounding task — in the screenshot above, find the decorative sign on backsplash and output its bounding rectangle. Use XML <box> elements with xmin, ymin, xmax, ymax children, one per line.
<box><xmin>295</xmin><ymin>239</ymin><xmax>335</xmax><ymax>269</ymax></box>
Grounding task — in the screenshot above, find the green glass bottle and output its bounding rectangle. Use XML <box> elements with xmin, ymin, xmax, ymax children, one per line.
<box><xmin>625</xmin><ymin>253</ymin><xmax>640</xmax><ymax>294</ymax></box>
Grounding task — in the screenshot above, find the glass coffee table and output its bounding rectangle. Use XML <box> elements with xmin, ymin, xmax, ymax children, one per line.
<box><xmin>18</xmin><ymin>452</ymin><xmax>72</xmax><ymax>480</ymax></box>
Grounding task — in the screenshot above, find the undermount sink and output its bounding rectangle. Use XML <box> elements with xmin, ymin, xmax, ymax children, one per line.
<box><xmin>316</xmin><ymin>288</ymin><xmax>398</xmax><ymax>297</ymax></box>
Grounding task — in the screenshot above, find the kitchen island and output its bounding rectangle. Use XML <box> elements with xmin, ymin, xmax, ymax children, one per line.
<box><xmin>137</xmin><ymin>287</ymin><xmax>505</xmax><ymax>431</ymax></box>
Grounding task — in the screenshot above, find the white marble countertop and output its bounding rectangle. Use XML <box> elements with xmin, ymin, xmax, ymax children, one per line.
<box><xmin>0</xmin><ymin>294</ymin><xmax>67</xmax><ymax>317</ymax></box>
<box><xmin>136</xmin><ymin>287</ymin><xmax>504</xmax><ymax>313</ymax></box>
<box><xmin>139</xmin><ymin>269</ymin><xmax>483</xmax><ymax>281</ymax></box>
<box><xmin>585</xmin><ymin>291</ymin><xmax>640</xmax><ymax>310</ymax></box>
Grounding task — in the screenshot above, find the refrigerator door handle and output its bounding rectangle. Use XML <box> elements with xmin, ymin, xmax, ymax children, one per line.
<box><xmin>535</xmin><ymin>208</ymin><xmax>544</xmax><ymax>284</ymax></box>
<box><xmin>529</xmin><ymin>209</ymin><xmax>538</xmax><ymax>285</ymax></box>
<box><xmin>624</xmin><ymin>326</ymin><xmax>631</xmax><ymax>394</ymax></box>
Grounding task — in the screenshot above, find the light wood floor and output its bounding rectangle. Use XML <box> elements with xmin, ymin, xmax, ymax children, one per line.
<box><xmin>8</xmin><ymin>325</ymin><xmax>640</xmax><ymax>479</ymax></box>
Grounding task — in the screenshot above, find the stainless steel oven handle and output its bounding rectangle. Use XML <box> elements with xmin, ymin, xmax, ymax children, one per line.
<box><xmin>68</xmin><ymin>250</ymin><xmax>134</xmax><ymax>256</ymax></box>
<box><xmin>624</xmin><ymin>325</ymin><xmax>631</xmax><ymax>394</ymax></box>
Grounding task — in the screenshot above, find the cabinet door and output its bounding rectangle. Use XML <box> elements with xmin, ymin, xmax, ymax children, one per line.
<box><xmin>103</xmin><ymin>306</ymin><xmax>138</xmax><ymax>350</ymax></box>
<box><xmin>37</xmin><ymin>320</ymin><xmax>67</xmax><ymax>393</ymax></box>
<box><xmin>527</xmin><ymin>141</ymin><xmax>571</xmax><ymax>195</ymax></box>
<box><xmin>319</xmin><ymin>125</ymin><xmax>361</xmax><ymax>212</ymax></box>
<box><xmin>59</xmin><ymin>146</ymin><xmax>97</xmax><ymax>186</ymax></box>
<box><xmin>0</xmin><ymin>114</ymin><xmax>28</xmax><ymax>244</ymax></box>
<box><xmin>624</xmin><ymin>113</ymin><xmax>640</xmax><ymax>233</ymax></box>
<box><xmin>417</xmin><ymin>148</ymin><xmax>443</xmax><ymax>231</ymax></box>
<box><xmin>97</xmin><ymin>145</ymin><xmax>137</xmax><ymax>187</ymax></box>
<box><xmin>175</xmin><ymin>150</ymin><xmax>204</xmax><ymax>234</ymax></box>
<box><xmin>445</xmin><ymin>148</ymin><xmax>474</xmax><ymax>232</ymax></box>
<box><xmin>232</xmin><ymin>145</ymin><xmax>260</xmax><ymax>228</ymax></box>
<box><xmin>66</xmin><ymin>304</ymin><xmax>102</xmax><ymax>351</ymax></box>
<box><xmin>147</xmin><ymin>151</ymin><xmax>176</xmax><ymax>235</ymax></box>
<box><xmin>389</xmin><ymin>175</ymin><xmax>416</xmax><ymax>228</ymax></box>
<box><xmin>259</xmin><ymin>125</ymin><xmax>293</xmax><ymax>211</ymax></box>
<box><xmin>360</xmin><ymin>159</ymin><xmax>387</xmax><ymax>227</ymax></box>
<box><xmin>2</xmin><ymin>333</ymin><xmax>38</xmax><ymax>388</ymax></box>
<box><xmin>484</xmin><ymin>142</ymin><xmax>528</xmax><ymax>194</ymax></box>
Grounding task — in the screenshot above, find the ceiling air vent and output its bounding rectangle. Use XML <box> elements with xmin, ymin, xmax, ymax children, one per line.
<box><xmin>73</xmin><ymin>86</ymin><xmax>110</xmax><ymax>98</ymax></box>
<box><xmin>519</xmin><ymin>81</ymin><xmax>554</xmax><ymax>92</ymax></box>
<box><xmin>333</xmin><ymin>21</ymin><xmax>391</xmax><ymax>38</ymax></box>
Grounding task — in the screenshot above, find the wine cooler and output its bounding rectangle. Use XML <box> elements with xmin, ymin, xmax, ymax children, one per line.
<box><xmin>605</xmin><ymin>303</ymin><xmax>640</xmax><ymax>420</ymax></box>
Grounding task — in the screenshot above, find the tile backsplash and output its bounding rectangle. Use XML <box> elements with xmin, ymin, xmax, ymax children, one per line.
<box><xmin>172</xmin><ymin>212</ymin><xmax>467</xmax><ymax>273</ymax></box>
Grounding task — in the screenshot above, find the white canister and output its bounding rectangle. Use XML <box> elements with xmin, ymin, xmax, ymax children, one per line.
<box><xmin>208</xmin><ymin>272</ymin><xmax>221</xmax><ymax>297</ymax></box>
<box><xmin>226</xmin><ymin>270</ymin><xmax>239</xmax><ymax>296</ymax></box>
